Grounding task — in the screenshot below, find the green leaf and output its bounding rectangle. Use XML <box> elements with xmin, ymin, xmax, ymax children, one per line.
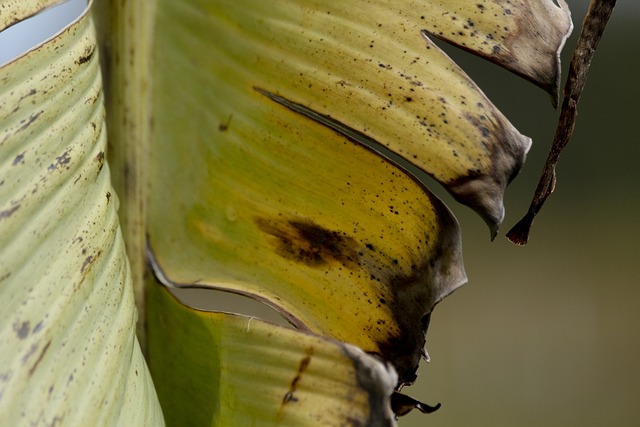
<box><xmin>0</xmin><ymin>4</ymin><xmax>163</xmax><ymax>425</ymax></box>
<box><xmin>147</xmin><ymin>280</ymin><xmax>401</xmax><ymax>427</ymax></box>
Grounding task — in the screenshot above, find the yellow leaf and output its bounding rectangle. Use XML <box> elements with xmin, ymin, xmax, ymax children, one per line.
<box><xmin>418</xmin><ymin>0</ymin><xmax>572</xmax><ymax>105</ymax></box>
<box><xmin>147</xmin><ymin>0</ymin><xmax>472</xmax><ymax>384</ymax></box>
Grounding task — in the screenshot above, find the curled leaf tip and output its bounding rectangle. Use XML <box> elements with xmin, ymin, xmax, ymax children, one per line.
<box><xmin>449</xmin><ymin>175</ymin><xmax>506</xmax><ymax>237</ymax></box>
<box><xmin>391</xmin><ymin>392</ymin><xmax>441</xmax><ymax>417</ymax></box>
<box><xmin>419</xmin><ymin>0</ymin><xmax>572</xmax><ymax>105</ymax></box>
<box><xmin>421</xmin><ymin>347</ymin><xmax>430</xmax><ymax>363</ymax></box>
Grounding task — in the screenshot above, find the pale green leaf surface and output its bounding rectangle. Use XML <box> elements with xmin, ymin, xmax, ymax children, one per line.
<box><xmin>148</xmin><ymin>0</ymin><xmax>467</xmax><ymax>384</ymax></box>
<box><xmin>0</xmin><ymin>0</ymin><xmax>61</xmax><ymax>32</ymax></box>
<box><xmin>147</xmin><ymin>280</ymin><xmax>398</xmax><ymax>427</ymax></box>
<box><xmin>0</xmin><ymin>5</ymin><xmax>163</xmax><ymax>425</ymax></box>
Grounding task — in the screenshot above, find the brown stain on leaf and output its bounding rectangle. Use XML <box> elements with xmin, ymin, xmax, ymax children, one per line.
<box><xmin>218</xmin><ymin>115</ymin><xmax>233</xmax><ymax>132</ymax></box>
<box><xmin>372</xmin><ymin>222</ymin><xmax>462</xmax><ymax>386</ymax></box>
<box><xmin>256</xmin><ymin>217</ymin><xmax>360</xmax><ymax>269</ymax></box>
<box><xmin>28</xmin><ymin>340</ymin><xmax>51</xmax><ymax>377</ymax></box>
<box><xmin>279</xmin><ymin>346</ymin><xmax>314</xmax><ymax>417</ymax></box>
<box><xmin>22</xmin><ymin>343</ymin><xmax>39</xmax><ymax>364</ymax></box>
<box><xmin>95</xmin><ymin>151</ymin><xmax>105</xmax><ymax>164</ymax></box>
<box><xmin>95</xmin><ymin>151</ymin><xmax>106</xmax><ymax>175</ymax></box>
<box><xmin>256</xmin><ymin>215</ymin><xmax>455</xmax><ymax>386</ymax></box>
<box><xmin>373</xmin><ymin>263</ymin><xmax>433</xmax><ymax>386</ymax></box>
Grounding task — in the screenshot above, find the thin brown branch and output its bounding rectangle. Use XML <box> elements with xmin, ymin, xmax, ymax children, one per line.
<box><xmin>506</xmin><ymin>0</ymin><xmax>617</xmax><ymax>245</ymax></box>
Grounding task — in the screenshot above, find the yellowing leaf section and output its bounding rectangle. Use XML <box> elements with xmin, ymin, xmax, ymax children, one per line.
<box><xmin>156</xmin><ymin>0</ymin><xmax>535</xmax><ymax>229</ymax></box>
<box><xmin>148</xmin><ymin>0</ymin><xmax>468</xmax><ymax>384</ymax></box>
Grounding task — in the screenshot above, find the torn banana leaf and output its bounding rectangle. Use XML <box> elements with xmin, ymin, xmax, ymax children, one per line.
<box><xmin>147</xmin><ymin>0</ymin><xmax>469</xmax><ymax>385</ymax></box>
<box><xmin>0</xmin><ymin>5</ymin><xmax>163</xmax><ymax>425</ymax></box>
<box><xmin>418</xmin><ymin>0</ymin><xmax>573</xmax><ymax>105</ymax></box>
<box><xmin>147</xmin><ymin>280</ymin><xmax>404</xmax><ymax>426</ymax></box>
<box><xmin>149</xmin><ymin>0</ymin><xmax>537</xmax><ymax>232</ymax></box>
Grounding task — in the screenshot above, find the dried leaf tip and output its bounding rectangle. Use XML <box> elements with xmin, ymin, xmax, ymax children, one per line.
<box><xmin>391</xmin><ymin>392</ymin><xmax>441</xmax><ymax>418</ymax></box>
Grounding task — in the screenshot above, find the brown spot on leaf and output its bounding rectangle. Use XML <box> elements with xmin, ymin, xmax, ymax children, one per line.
<box><xmin>218</xmin><ymin>115</ymin><xmax>233</xmax><ymax>132</ymax></box>
<box><xmin>95</xmin><ymin>151</ymin><xmax>105</xmax><ymax>173</ymax></box>
<box><xmin>280</xmin><ymin>347</ymin><xmax>313</xmax><ymax>412</ymax></box>
<box><xmin>81</xmin><ymin>255</ymin><xmax>93</xmax><ymax>273</ymax></box>
<box><xmin>28</xmin><ymin>340</ymin><xmax>51</xmax><ymax>377</ymax></box>
<box><xmin>22</xmin><ymin>343</ymin><xmax>39</xmax><ymax>364</ymax></box>
<box><xmin>96</xmin><ymin>151</ymin><xmax>104</xmax><ymax>165</ymax></box>
<box><xmin>256</xmin><ymin>217</ymin><xmax>360</xmax><ymax>268</ymax></box>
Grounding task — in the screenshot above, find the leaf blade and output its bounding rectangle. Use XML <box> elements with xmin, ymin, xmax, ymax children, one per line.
<box><xmin>0</xmin><ymin>6</ymin><xmax>163</xmax><ymax>425</ymax></box>
<box><xmin>150</xmin><ymin>0</ymin><xmax>533</xmax><ymax>230</ymax></box>
<box><xmin>147</xmin><ymin>280</ymin><xmax>399</xmax><ymax>427</ymax></box>
<box><xmin>146</xmin><ymin>0</ymin><xmax>476</xmax><ymax>384</ymax></box>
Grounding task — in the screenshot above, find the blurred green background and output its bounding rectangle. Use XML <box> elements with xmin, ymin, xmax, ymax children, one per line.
<box><xmin>4</xmin><ymin>1</ymin><xmax>637</xmax><ymax>426</ymax></box>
